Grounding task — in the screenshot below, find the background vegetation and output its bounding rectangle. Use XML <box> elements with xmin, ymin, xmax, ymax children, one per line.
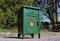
<box><xmin>0</xmin><ymin>0</ymin><xmax>59</xmax><ymax>32</ymax></box>
<box><xmin>0</xmin><ymin>0</ymin><xmax>33</xmax><ymax>32</ymax></box>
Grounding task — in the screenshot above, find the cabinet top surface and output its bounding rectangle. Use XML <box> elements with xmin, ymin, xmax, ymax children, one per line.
<box><xmin>22</xmin><ymin>5</ymin><xmax>40</xmax><ymax>10</ymax></box>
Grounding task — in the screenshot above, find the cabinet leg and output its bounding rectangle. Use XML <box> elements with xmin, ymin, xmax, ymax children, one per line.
<box><xmin>31</xmin><ymin>34</ymin><xmax>34</xmax><ymax>38</ymax></box>
<box><xmin>38</xmin><ymin>34</ymin><xmax>40</xmax><ymax>38</ymax></box>
<box><xmin>18</xmin><ymin>34</ymin><xmax>21</xmax><ymax>38</ymax></box>
<box><xmin>22</xmin><ymin>34</ymin><xmax>25</xmax><ymax>39</ymax></box>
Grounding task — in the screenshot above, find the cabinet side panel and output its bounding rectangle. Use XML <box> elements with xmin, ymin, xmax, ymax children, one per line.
<box><xmin>18</xmin><ymin>8</ymin><xmax>23</xmax><ymax>34</ymax></box>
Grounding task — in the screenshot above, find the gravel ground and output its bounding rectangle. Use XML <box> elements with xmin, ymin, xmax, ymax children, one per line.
<box><xmin>0</xmin><ymin>32</ymin><xmax>60</xmax><ymax>41</ymax></box>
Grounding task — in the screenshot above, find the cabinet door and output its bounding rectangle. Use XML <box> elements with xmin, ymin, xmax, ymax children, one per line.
<box><xmin>24</xmin><ymin>15</ymin><xmax>39</xmax><ymax>34</ymax></box>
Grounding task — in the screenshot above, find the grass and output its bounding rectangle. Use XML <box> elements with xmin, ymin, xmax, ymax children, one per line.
<box><xmin>0</xmin><ymin>27</ymin><xmax>49</xmax><ymax>33</ymax></box>
<box><xmin>40</xmin><ymin>29</ymin><xmax>49</xmax><ymax>33</ymax></box>
<box><xmin>0</xmin><ymin>28</ymin><xmax>18</xmax><ymax>32</ymax></box>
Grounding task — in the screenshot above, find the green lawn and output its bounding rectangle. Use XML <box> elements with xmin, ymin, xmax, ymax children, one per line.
<box><xmin>0</xmin><ymin>27</ymin><xmax>49</xmax><ymax>33</ymax></box>
<box><xmin>0</xmin><ymin>28</ymin><xmax>18</xmax><ymax>32</ymax></box>
<box><xmin>40</xmin><ymin>29</ymin><xmax>49</xmax><ymax>34</ymax></box>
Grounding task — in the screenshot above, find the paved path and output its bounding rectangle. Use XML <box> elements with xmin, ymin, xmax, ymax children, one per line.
<box><xmin>0</xmin><ymin>36</ymin><xmax>60</xmax><ymax>41</ymax></box>
<box><xmin>0</xmin><ymin>32</ymin><xmax>60</xmax><ymax>41</ymax></box>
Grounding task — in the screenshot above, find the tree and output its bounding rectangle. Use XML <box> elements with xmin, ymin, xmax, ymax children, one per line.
<box><xmin>0</xmin><ymin>0</ymin><xmax>33</xmax><ymax>30</ymax></box>
<box><xmin>33</xmin><ymin>0</ymin><xmax>58</xmax><ymax>31</ymax></box>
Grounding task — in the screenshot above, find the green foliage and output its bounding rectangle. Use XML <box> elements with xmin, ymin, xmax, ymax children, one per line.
<box><xmin>0</xmin><ymin>0</ymin><xmax>33</xmax><ymax>30</ymax></box>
